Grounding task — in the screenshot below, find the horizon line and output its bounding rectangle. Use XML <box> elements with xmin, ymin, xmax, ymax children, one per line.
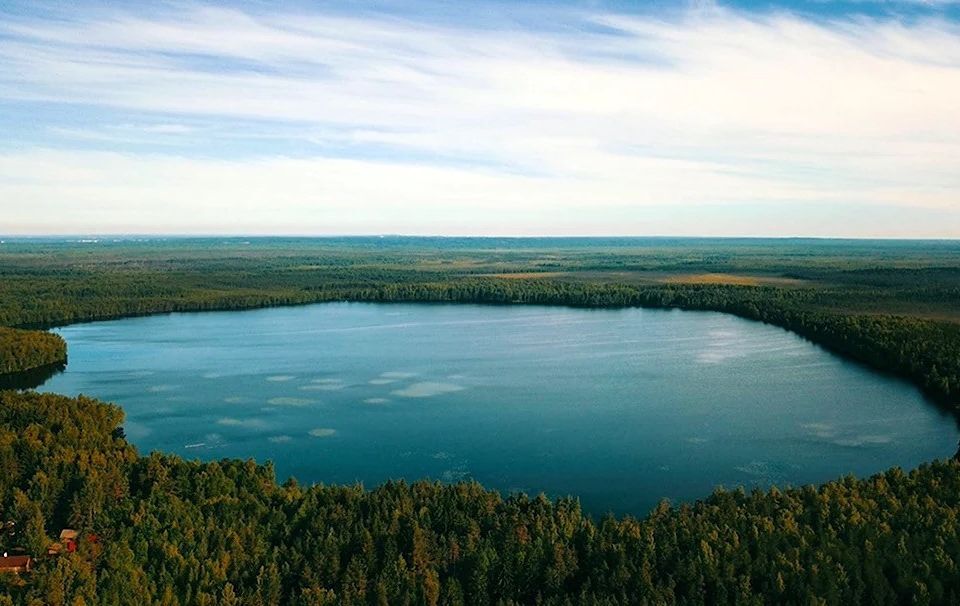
<box><xmin>3</xmin><ymin>234</ymin><xmax>960</xmax><ymax>242</ymax></box>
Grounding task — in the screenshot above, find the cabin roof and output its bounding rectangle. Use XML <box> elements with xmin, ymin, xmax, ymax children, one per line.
<box><xmin>0</xmin><ymin>555</ymin><xmax>32</xmax><ymax>569</ymax></box>
<box><xmin>60</xmin><ymin>528</ymin><xmax>79</xmax><ymax>540</ymax></box>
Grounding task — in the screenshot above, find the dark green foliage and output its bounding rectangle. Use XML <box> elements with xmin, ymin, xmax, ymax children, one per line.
<box><xmin>0</xmin><ymin>327</ymin><xmax>65</xmax><ymax>374</ymax></box>
<box><xmin>2</xmin><ymin>391</ymin><xmax>960</xmax><ymax>605</ymax></box>
<box><xmin>0</xmin><ymin>391</ymin><xmax>134</xmax><ymax>531</ymax></box>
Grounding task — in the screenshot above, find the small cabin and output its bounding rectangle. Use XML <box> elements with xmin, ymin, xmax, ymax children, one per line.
<box><xmin>59</xmin><ymin>528</ymin><xmax>79</xmax><ymax>553</ymax></box>
<box><xmin>48</xmin><ymin>529</ymin><xmax>99</xmax><ymax>556</ymax></box>
<box><xmin>0</xmin><ymin>555</ymin><xmax>32</xmax><ymax>574</ymax></box>
<box><xmin>59</xmin><ymin>529</ymin><xmax>78</xmax><ymax>541</ymax></box>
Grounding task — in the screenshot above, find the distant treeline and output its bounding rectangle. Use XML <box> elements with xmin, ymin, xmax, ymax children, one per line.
<box><xmin>2</xmin><ymin>274</ymin><xmax>956</xmax><ymax>409</ymax></box>
<box><xmin>0</xmin><ymin>326</ymin><xmax>65</xmax><ymax>375</ymax></box>
<box><xmin>2</xmin><ymin>390</ymin><xmax>960</xmax><ymax>605</ymax></box>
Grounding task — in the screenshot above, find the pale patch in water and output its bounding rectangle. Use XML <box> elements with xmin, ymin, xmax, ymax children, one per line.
<box><xmin>801</xmin><ymin>422</ymin><xmax>836</xmax><ymax>439</ymax></box>
<box><xmin>441</xmin><ymin>469</ymin><xmax>470</xmax><ymax>482</ymax></box>
<box><xmin>267</xmin><ymin>397</ymin><xmax>314</xmax><ymax>407</ymax></box>
<box><xmin>685</xmin><ymin>437</ymin><xmax>708</xmax><ymax>444</ymax></box>
<box><xmin>268</xmin><ymin>435</ymin><xmax>293</xmax><ymax>443</ymax></box>
<box><xmin>363</xmin><ymin>398</ymin><xmax>390</xmax><ymax>404</ymax></box>
<box><xmin>696</xmin><ymin>325</ymin><xmax>787</xmax><ymax>365</ymax></box>
<box><xmin>184</xmin><ymin>443</ymin><xmax>205</xmax><ymax>449</ymax></box>
<box><xmin>707</xmin><ymin>329</ymin><xmax>740</xmax><ymax>339</ymax></box>
<box><xmin>147</xmin><ymin>384</ymin><xmax>174</xmax><ymax>393</ymax></box>
<box><xmin>695</xmin><ymin>350</ymin><xmax>737</xmax><ymax>364</ymax></box>
<box><xmin>266</xmin><ymin>375</ymin><xmax>296</xmax><ymax>382</ymax></box>
<box><xmin>833</xmin><ymin>435</ymin><xmax>893</xmax><ymax>447</ymax></box>
<box><xmin>217</xmin><ymin>417</ymin><xmax>266</xmax><ymax>428</ymax></box>
<box><xmin>224</xmin><ymin>396</ymin><xmax>245</xmax><ymax>404</ymax></box>
<box><xmin>735</xmin><ymin>461</ymin><xmax>771</xmax><ymax>476</ymax></box>
<box><xmin>381</xmin><ymin>371</ymin><xmax>417</xmax><ymax>379</ymax></box>
<box><xmin>369</xmin><ymin>378</ymin><xmax>397</xmax><ymax>385</ymax></box>
<box><xmin>392</xmin><ymin>382</ymin><xmax>464</xmax><ymax>398</ymax></box>
<box><xmin>800</xmin><ymin>423</ymin><xmax>890</xmax><ymax>446</ymax></box>
<box><xmin>308</xmin><ymin>428</ymin><xmax>337</xmax><ymax>438</ymax></box>
<box><xmin>300</xmin><ymin>384</ymin><xmax>346</xmax><ymax>391</ymax></box>
<box><xmin>734</xmin><ymin>460</ymin><xmax>788</xmax><ymax>483</ymax></box>
<box><xmin>202</xmin><ymin>372</ymin><xmax>223</xmax><ymax>379</ymax></box>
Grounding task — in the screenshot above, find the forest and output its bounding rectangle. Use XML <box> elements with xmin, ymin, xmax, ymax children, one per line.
<box><xmin>1</xmin><ymin>237</ymin><xmax>960</xmax><ymax>604</ymax></box>
<box><xmin>0</xmin><ymin>327</ymin><xmax>65</xmax><ymax>375</ymax></box>
<box><xmin>2</xmin><ymin>390</ymin><xmax>960</xmax><ymax>605</ymax></box>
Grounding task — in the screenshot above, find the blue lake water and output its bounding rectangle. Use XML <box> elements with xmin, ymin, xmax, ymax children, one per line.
<box><xmin>38</xmin><ymin>303</ymin><xmax>958</xmax><ymax>515</ymax></box>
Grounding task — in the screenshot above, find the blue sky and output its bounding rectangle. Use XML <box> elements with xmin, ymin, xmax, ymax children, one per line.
<box><xmin>1</xmin><ymin>0</ymin><xmax>958</xmax><ymax>237</ymax></box>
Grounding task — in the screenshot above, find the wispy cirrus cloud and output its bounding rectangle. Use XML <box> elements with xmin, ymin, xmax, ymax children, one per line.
<box><xmin>0</xmin><ymin>1</ymin><xmax>958</xmax><ymax>236</ymax></box>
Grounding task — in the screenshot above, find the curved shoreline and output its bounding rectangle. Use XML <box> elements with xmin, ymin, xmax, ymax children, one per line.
<box><xmin>34</xmin><ymin>300</ymin><xmax>960</xmax><ymax>517</ymax></box>
<box><xmin>0</xmin><ymin>360</ymin><xmax>66</xmax><ymax>389</ymax></box>
<box><xmin>0</xmin><ymin>325</ymin><xmax>67</xmax><ymax>376</ymax></box>
<box><xmin>4</xmin><ymin>281</ymin><xmax>958</xmax><ymax>415</ymax></box>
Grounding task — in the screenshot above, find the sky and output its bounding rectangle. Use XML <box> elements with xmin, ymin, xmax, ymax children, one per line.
<box><xmin>0</xmin><ymin>0</ymin><xmax>958</xmax><ymax>237</ymax></box>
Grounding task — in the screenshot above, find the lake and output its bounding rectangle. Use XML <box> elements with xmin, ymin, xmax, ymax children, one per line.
<box><xmin>37</xmin><ymin>303</ymin><xmax>958</xmax><ymax>515</ymax></box>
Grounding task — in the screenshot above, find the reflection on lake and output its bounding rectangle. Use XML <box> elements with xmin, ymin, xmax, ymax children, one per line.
<box><xmin>1</xmin><ymin>361</ymin><xmax>65</xmax><ymax>390</ymax></box>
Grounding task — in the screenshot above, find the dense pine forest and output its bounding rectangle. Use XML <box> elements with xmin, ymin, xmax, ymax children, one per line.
<box><xmin>1</xmin><ymin>237</ymin><xmax>960</xmax><ymax>604</ymax></box>
<box><xmin>2</xmin><ymin>391</ymin><xmax>960</xmax><ymax>605</ymax></box>
<box><xmin>0</xmin><ymin>327</ymin><xmax>64</xmax><ymax>375</ymax></box>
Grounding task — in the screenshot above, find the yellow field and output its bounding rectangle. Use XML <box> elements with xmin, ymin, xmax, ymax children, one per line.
<box><xmin>488</xmin><ymin>271</ymin><xmax>809</xmax><ymax>287</ymax></box>
<box><xmin>662</xmin><ymin>273</ymin><xmax>808</xmax><ymax>287</ymax></box>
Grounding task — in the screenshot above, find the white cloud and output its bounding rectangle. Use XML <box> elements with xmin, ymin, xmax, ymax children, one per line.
<box><xmin>0</xmin><ymin>3</ymin><xmax>958</xmax><ymax>236</ymax></box>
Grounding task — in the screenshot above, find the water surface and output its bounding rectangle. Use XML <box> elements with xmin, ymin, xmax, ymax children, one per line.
<box><xmin>39</xmin><ymin>303</ymin><xmax>958</xmax><ymax>515</ymax></box>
